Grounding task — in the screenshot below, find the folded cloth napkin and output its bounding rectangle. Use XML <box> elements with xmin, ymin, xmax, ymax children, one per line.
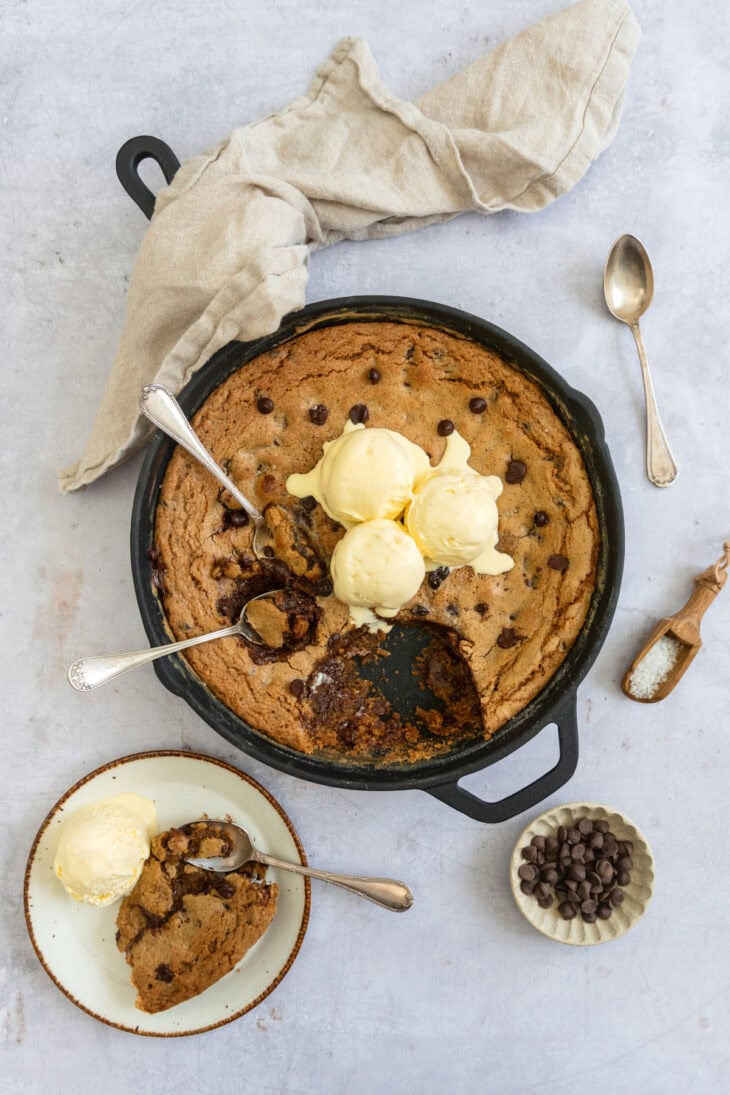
<box><xmin>60</xmin><ymin>0</ymin><xmax>638</xmax><ymax>492</ymax></box>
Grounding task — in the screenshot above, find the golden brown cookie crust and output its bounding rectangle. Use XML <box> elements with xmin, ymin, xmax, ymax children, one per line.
<box><xmin>154</xmin><ymin>321</ymin><xmax>599</xmax><ymax>760</ymax></box>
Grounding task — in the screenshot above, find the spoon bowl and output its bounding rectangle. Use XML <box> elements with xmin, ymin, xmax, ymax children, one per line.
<box><xmin>603</xmin><ymin>233</ymin><xmax>654</xmax><ymax>324</ymax></box>
<box><xmin>184</xmin><ymin>819</ymin><xmax>414</xmax><ymax>912</ymax></box>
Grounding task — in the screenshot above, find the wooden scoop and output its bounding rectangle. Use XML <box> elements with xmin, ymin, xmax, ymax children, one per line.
<box><xmin>622</xmin><ymin>542</ymin><xmax>730</xmax><ymax>703</ymax></box>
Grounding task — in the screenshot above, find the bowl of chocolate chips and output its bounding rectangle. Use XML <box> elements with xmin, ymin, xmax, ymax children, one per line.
<box><xmin>510</xmin><ymin>802</ymin><xmax>654</xmax><ymax>945</ymax></box>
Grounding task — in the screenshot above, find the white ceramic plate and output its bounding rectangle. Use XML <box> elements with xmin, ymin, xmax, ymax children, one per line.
<box><xmin>510</xmin><ymin>801</ymin><xmax>654</xmax><ymax>946</ymax></box>
<box><xmin>24</xmin><ymin>751</ymin><xmax>310</xmax><ymax>1036</ymax></box>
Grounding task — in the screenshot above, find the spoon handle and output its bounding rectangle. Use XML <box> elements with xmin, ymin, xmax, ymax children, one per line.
<box><xmin>140</xmin><ymin>385</ymin><xmax>262</xmax><ymax>521</ymax></box>
<box><xmin>630</xmin><ymin>323</ymin><xmax>678</xmax><ymax>488</ymax></box>
<box><xmin>67</xmin><ymin>624</ymin><xmax>241</xmax><ymax>691</ymax></box>
<box><xmin>256</xmin><ymin>851</ymin><xmax>414</xmax><ymax>912</ymax></box>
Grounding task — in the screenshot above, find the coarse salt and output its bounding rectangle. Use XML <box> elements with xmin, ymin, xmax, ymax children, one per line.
<box><xmin>628</xmin><ymin>635</ymin><xmax>684</xmax><ymax>699</ymax></box>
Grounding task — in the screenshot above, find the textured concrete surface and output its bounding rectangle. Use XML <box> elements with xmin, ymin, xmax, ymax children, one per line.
<box><xmin>2</xmin><ymin>1</ymin><xmax>729</xmax><ymax>1092</ymax></box>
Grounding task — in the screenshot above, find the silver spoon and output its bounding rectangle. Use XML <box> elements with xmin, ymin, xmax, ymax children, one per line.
<box><xmin>603</xmin><ymin>235</ymin><xmax>678</xmax><ymax>487</ymax></box>
<box><xmin>67</xmin><ymin>591</ymin><xmax>280</xmax><ymax>691</ymax></box>
<box><xmin>184</xmin><ymin>820</ymin><xmax>414</xmax><ymax>913</ymax></box>
<box><xmin>139</xmin><ymin>384</ymin><xmax>275</xmax><ymax>556</ymax></box>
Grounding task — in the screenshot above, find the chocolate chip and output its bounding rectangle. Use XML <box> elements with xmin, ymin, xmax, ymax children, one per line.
<box><xmin>518</xmin><ymin>867</ymin><xmax>542</xmax><ymax>884</ymax></box>
<box><xmin>505</xmin><ymin>459</ymin><xmax>526</xmax><ymax>484</ymax></box>
<box><xmin>580</xmin><ymin>899</ymin><xmax>597</xmax><ymax>915</ymax></box>
<box><xmin>437</xmin><ymin>419</ymin><xmax>455</xmax><ymax>437</ymax></box>
<box><xmin>537</xmin><ymin>895</ymin><xmax>554</xmax><ymax>909</ymax></box>
<box><xmin>309</xmin><ymin>404</ymin><xmax>329</xmax><ymax>425</ymax></box>
<box><xmin>469</xmin><ymin>396</ymin><xmax>487</xmax><ymax>414</ymax></box>
<box><xmin>567</xmin><ymin>829</ymin><xmax>581</xmax><ymax>845</ymax></box>
<box><xmin>617</xmin><ymin>871</ymin><xmax>631</xmax><ymax>887</ymax></box>
<box><xmin>289</xmin><ymin>678</ymin><xmax>305</xmax><ymax>698</ymax></box>
<box><xmin>597</xmin><ymin>903</ymin><xmax>612</xmax><ymax>920</ymax></box>
<box><xmin>474</xmin><ymin>602</ymin><xmax>489</xmax><ymax>615</ymax></box>
<box><xmin>155</xmin><ymin>964</ymin><xmax>174</xmax><ymax>982</ymax></box>
<box><xmin>412</xmin><ymin>604</ymin><xmax>430</xmax><ymax>617</ymax></box>
<box><xmin>262</xmin><ymin>545</ymin><xmax>275</xmax><ymax>558</ymax></box>
<box><xmin>428</xmin><ymin>566</ymin><xmax>450</xmax><ymax>590</ymax></box>
<box><xmin>569</xmin><ymin>864</ymin><xmax>586</xmax><ymax>881</ymax></box>
<box><xmin>368</xmin><ymin>367</ymin><xmax>381</xmax><ymax>384</ymax></box>
<box><xmin>530</xmin><ymin>836</ymin><xmax>546</xmax><ymax>850</ymax></box>
<box><xmin>610</xmin><ymin>889</ymin><xmax>625</xmax><ymax>907</ymax></box>
<box><xmin>497</xmin><ymin>627</ymin><xmax>522</xmax><ymax>649</ymax></box>
<box><xmin>581</xmin><ymin>910</ymin><xmax>597</xmax><ymax>923</ymax></box>
<box><xmin>349</xmin><ymin>403</ymin><xmax>369</xmax><ymax>424</ymax></box>
<box><xmin>148</xmin><ymin>547</ymin><xmax>166</xmax><ymax>594</ymax></box>
<box><xmin>558</xmin><ymin>902</ymin><xmax>577</xmax><ymax>920</ymax></box>
<box><xmin>571</xmin><ymin>843</ymin><xmax>586</xmax><ymax>860</ymax></box>
<box><xmin>578</xmin><ymin>818</ymin><xmax>594</xmax><ymax>836</ymax></box>
<box><xmin>534</xmin><ymin>510</ymin><xmax>550</xmax><ymax>527</ymax></box>
<box><xmin>215</xmin><ymin>880</ymin><xmax>235</xmax><ymax>899</ymax></box>
<box><xmin>521</xmin><ymin>845</ymin><xmax>538</xmax><ymax>863</ymax></box>
<box><xmin>256</xmin><ymin>396</ymin><xmax>274</xmax><ymax>414</ymax></box>
<box><xmin>617</xmin><ymin>855</ymin><xmax>633</xmax><ymax>872</ymax></box>
<box><xmin>300</xmin><ymin>495</ymin><xmax>317</xmax><ymax>511</ymax></box>
<box><xmin>594</xmin><ymin>820</ymin><xmax>609</xmax><ymax>833</ymax></box>
<box><xmin>596</xmin><ymin>859</ymin><xmax>613</xmax><ymax>882</ymax></box>
<box><xmin>520</xmin><ymin>879</ymin><xmax>537</xmax><ymax>895</ymax></box>
<box><xmin>225</xmin><ymin>508</ymin><xmax>249</xmax><ymax>529</ymax></box>
<box><xmin>548</xmin><ymin>554</ymin><xmax>569</xmax><ymax>572</ymax></box>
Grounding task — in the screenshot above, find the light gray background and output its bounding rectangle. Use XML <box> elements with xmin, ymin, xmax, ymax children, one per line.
<box><xmin>3</xmin><ymin>1</ymin><xmax>728</xmax><ymax>1092</ymax></box>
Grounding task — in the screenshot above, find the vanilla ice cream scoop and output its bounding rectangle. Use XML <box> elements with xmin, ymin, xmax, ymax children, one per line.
<box><xmin>286</xmin><ymin>421</ymin><xmax>430</xmax><ymax>527</ymax></box>
<box><xmin>330</xmin><ymin>518</ymin><xmax>426</xmax><ymax>632</ymax></box>
<box><xmin>405</xmin><ymin>430</ymin><xmax>513</xmax><ymax>575</ymax></box>
<box><xmin>407</xmin><ymin>469</ymin><xmax>499</xmax><ymax>566</ymax></box>
<box><xmin>53</xmin><ymin>792</ymin><xmax>157</xmax><ymax>907</ymax></box>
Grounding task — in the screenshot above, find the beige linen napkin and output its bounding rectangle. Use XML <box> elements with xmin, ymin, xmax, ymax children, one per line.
<box><xmin>60</xmin><ymin>0</ymin><xmax>639</xmax><ymax>492</ymax></box>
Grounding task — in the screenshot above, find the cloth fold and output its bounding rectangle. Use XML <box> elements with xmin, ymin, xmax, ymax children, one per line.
<box><xmin>60</xmin><ymin>0</ymin><xmax>639</xmax><ymax>492</ymax></box>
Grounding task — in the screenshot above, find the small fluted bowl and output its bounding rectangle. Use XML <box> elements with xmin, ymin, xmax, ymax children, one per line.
<box><xmin>510</xmin><ymin>801</ymin><xmax>654</xmax><ymax>946</ymax></box>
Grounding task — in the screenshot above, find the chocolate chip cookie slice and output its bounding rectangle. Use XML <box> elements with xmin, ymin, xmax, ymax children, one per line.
<box><xmin>116</xmin><ymin>822</ymin><xmax>278</xmax><ymax>1014</ymax></box>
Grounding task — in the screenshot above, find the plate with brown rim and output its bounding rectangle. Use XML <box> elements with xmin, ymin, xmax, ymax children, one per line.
<box><xmin>24</xmin><ymin>751</ymin><xmax>310</xmax><ymax>1036</ymax></box>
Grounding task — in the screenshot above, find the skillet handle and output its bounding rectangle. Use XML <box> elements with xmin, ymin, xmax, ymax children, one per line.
<box><xmin>116</xmin><ymin>136</ymin><xmax>181</xmax><ymax>220</ymax></box>
<box><xmin>425</xmin><ymin>691</ymin><xmax>579</xmax><ymax>823</ymax></box>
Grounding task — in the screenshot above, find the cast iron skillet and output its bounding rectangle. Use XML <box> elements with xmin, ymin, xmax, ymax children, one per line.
<box><xmin>121</xmin><ymin>137</ymin><xmax>624</xmax><ymax>823</ymax></box>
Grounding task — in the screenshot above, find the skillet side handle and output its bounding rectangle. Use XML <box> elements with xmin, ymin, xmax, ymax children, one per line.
<box><xmin>425</xmin><ymin>692</ymin><xmax>579</xmax><ymax>824</ymax></box>
<box><xmin>116</xmin><ymin>136</ymin><xmax>181</xmax><ymax>220</ymax></box>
